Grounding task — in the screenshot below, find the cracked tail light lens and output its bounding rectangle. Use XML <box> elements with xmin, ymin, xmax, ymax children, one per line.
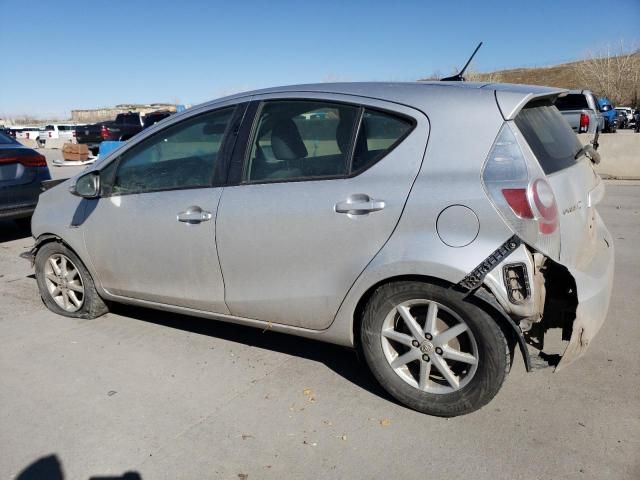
<box><xmin>482</xmin><ymin>123</ymin><xmax>560</xmax><ymax>259</ymax></box>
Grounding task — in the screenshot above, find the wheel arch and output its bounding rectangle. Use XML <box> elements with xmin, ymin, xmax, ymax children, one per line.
<box><xmin>24</xmin><ymin>233</ymin><xmax>83</xmax><ymax>266</ymax></box>
<box><xmin>351</xmin><ymin>274</ymin><xmax>531</xmax><ymax>372</ymax></box>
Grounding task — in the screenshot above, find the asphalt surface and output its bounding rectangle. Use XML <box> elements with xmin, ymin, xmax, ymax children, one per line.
<box><xmin>1</xmin><ymin>151</ymin><xmax>638</xmax><ymax>479</ymax></box>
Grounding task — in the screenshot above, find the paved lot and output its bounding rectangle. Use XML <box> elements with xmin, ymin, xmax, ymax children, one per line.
<box><xmin>1</xmin><ymin>156</ymin><xmax>639</xmax><ymax>478</ymax></box>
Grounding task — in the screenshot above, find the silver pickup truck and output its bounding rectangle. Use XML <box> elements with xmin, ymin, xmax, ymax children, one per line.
<box><xmin>554</xmin><ymin>90</ymin><xmax>604</xmax><ymax>134</ymax></box>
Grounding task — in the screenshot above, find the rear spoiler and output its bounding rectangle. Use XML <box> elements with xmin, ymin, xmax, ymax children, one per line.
<box><xmin>481</xmin><ymin>83</ymin><xmax>568</xmax><ymax>120</ymax></box>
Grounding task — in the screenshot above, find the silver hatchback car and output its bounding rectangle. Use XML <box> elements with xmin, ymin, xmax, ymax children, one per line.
<box><xmin>28</xmin><ymin>82</ymin><xmax>614</xmax><ymax>416</ymax></box>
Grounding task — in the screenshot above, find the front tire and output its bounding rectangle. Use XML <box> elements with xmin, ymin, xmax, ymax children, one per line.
<box><xmin>360</xmin><ymin>281</ymin><xmax>508</xmax><ymax>417</ymax></box>
<box><xmin>35</xmin><ymin>242</ymin><xmax>108</xmax><ymax>319</ymax></box>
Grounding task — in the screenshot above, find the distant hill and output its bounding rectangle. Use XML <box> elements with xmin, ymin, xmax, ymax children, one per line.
<box><xmin>425</xmin><ymin>53</ymin><xmax>640</xmax><ymax>106</ymax></box>
<box><xmin>473</xmin><ymin>60</ymin><xmax>588</xmax><ymax>90</ymax></box>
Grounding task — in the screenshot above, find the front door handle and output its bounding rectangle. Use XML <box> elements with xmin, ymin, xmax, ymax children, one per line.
<box><xmin>177</xmin><ymin>206</ymin><xmax>212</xmax><ymax>224</ymax></box>
<box><xmin>335</xmin><ymin>194</ymin><xmax>386</xmax><ymax>215</ymax></box>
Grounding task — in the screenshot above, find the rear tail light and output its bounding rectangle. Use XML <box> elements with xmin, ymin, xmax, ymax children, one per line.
<box><xmin>100</xmin><ymin>125</ymin><xmax>110</xmax><ymax>140</ymax></box>
<box><xmin>0</xmin><ymin>154</ymin><xmax>47</xmax><ymax>167</ymax></box>
<box><xmin>482</xmin><ymin>123</ymin><xmax>560</xmax><ymax>259</ymax></box>
<box><xmin>73</xmin><ymin>130</ymin><xmax>77</xmax><ymax>137</ymax></box>
<box><xmin>26</xmin><ymin>132</ymin><xmax>30</xmax><ymax>139</ymax></box>
<box><xmin>579</xmin><ymin>113</ymin><xmax>589</xmax><ymax>133</ymax></box>
<box><xmin>48</xmin><ymin>131</ymin><xmax>52</xmax><ymax>138</ymax></box>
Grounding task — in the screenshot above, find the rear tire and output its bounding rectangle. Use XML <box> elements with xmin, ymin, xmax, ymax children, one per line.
<box><xmin>35</xmin><ymin>242</ymin><xmax>108</xmax><ymax>319</ymax></box>
<box><xmin>360</xmin><ymin>281</ymin><xmax>509</xmax><ymax>417</ymax></box>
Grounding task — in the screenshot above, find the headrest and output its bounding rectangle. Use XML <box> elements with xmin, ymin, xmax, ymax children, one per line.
<box><xmin>271</xmin><ymin>118</ymin><xmax>308</xmax><ymax>160</ymax></box>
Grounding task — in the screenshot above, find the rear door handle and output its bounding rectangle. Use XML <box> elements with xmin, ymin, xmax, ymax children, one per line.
<box><xmin>335</xmin><ymin>194</ymin><xmax>386</xmax><ymax>215</ymax></box>
<box><xmin>177</xmin><ymin>206</ymin><xmax>212</xmax><ymax>224</ymax></box>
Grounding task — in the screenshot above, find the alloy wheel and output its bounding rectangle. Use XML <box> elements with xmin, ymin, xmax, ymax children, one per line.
<box><xmin>380</xmin><ymin>299</ymin><xmax>479</xmax><ymax>394</ymax></box>
<box><xmin>43</xmin><ymin>254</ymin><xmax>85</xmax><ymax>313</ymax></box>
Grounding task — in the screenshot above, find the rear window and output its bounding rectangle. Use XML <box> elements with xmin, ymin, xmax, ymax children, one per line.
<box><xmin>514</xmin><ymin>101</ymin><xmax>582</xmax><ymax>174</ymax></box>
<box><xmin>554</xmin><ymin>94</ymin><xmax>588</xmax><ymax>111</ymax></box>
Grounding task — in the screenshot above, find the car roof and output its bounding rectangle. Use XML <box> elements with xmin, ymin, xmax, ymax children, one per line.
<box><xmin>196</xmin><ymin>81</ymin><xmax>566</xmax><ymax>121</ymax></box>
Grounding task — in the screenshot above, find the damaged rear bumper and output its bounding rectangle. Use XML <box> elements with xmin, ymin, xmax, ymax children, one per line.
<box><xmin>474</xmin><ymin>226</ymin><xmax>614</xmax><ymax>370</ymax></box>
<box><xmin>558</xmin><ymin>232</ymin><xmax>614</xmax><ymax>369</ymax></box>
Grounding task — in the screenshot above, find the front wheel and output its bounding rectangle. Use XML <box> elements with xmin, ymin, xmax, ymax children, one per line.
<box><xmin>35</xmin><ymin>242</ymin><xmax>108</xmax><ymax>319</ymax></box>
<box><xmin>360</xmin><ymin>281</ymin><xmax>508</xmax><ymax>417</ymax></box>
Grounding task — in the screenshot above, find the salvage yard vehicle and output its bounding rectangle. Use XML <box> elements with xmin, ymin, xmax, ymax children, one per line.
<box><xmin>25</xmin><ymin>82</ymin><xmax>614</xmax><ymax>416</ymax></box>
<box><xmin>37</xmin><ymin>124</ymin><xmax>80</xmax><ymax>147</ymax></box>
<box><xmin>15</xmin><ymin>126</ymin><xmax>44</xmax><ymax>144</ymax></box>
<box><xmin>0</xmin><ymin>131</ymin><xmax>51</xmax><ymax>226</ymax></box>
<box><xmin>554</xmin><ymin>90</ymin><xmax>604</xmax><ymax>134</ymax></box>
<box><xmin>597</xmin><ymin>98</ymin><xmax>617</xmax><ymax>133</ymax></box>
<box><xmin>75</xmin><ymin>112</ymin><xmax>144</xmax><ymax>156</ymax></box>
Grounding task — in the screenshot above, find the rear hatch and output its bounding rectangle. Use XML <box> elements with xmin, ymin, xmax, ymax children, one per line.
<box><xmin>514</xmin><ymin>101</ymin><xmax>601</xmax><ymax>268</ymax></box>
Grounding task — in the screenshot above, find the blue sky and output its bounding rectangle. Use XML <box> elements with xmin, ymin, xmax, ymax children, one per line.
<box><xmin>1</xmin><ymin>0</ymin><xmax>638</xmax><ymax>118</ymax></box>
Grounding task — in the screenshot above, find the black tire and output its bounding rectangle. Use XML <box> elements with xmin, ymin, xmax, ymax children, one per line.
<box><xmin>360</xmin><ymin>281</ymin><xmax>508</xmax><ymax>417</ymax></box>
<box><xmin>35</xmin><ymin>242</ymin><xmax>108</xmax><ymax>319</ymax></box>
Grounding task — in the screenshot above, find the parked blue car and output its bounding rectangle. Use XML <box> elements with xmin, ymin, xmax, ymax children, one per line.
<box><xmin>0</xmin><ymin>132</ymin><xmax>51</xmax><ymax>227</ymax></box>
<box><xmin>598</xmin><ymin>98</ymin><xmax>617</xmax><ymax>133</ymax></box>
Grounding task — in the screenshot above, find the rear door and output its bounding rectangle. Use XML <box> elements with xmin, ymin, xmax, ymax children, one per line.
<box><xmin>514</xmin><ymin>101</ymin><xmax>602</xmax><ymax>268</ymax></box>
<box><xmin>216</xmin><ymin>95</ymin><xmax>428</xmax><ymax>329</ymax></box>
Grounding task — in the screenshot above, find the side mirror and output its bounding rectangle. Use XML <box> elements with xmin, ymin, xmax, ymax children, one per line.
<box><xmin>70</xmin><ymin>171</ymin><xmax>101</xmax><ymax>198</ymax></box>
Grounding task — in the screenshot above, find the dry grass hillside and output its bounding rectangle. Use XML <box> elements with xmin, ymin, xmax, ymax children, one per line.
<box><xmin>475</xmin><ymin>60</ymin><xmax>588</xmax><ymax>88</ymax></box>
<box><xmin>459</xmin><ymin>53</ymin><xmax>640</xmax><ymax>106</ymax></box>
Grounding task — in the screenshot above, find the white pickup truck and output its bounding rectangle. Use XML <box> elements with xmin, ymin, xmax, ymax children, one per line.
<box><xmin>38</xmin><ymin>124</ymin><xmax>80</xmax><ymax>147</ymax></box>
<box><xmin>16</xmin><ymin>127</ymin><xmax>44</xmax><ymax>146</ymax></box>
<box><xmin>554</xmin><ymin>90</ymin><xmax>604</xmax><ymax>134</ymax></box>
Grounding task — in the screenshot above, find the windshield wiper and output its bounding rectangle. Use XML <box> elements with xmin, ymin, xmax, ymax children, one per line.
<box><xmin>574</xmin><ymin>143</ymin><xmax>601</xmax><ymax>164</ymax></box>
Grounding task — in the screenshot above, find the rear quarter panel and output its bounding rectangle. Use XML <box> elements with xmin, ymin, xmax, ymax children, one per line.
<box><xmin>327</xmin><ymin>88</ymin><xmax>514</xmax><ymax>344</ymax></box>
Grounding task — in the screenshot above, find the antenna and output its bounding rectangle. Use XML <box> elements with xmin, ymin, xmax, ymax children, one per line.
<box><xmin>441</xmin><ymin>42</ymin><xmax>483</xmax><ymax>82</ymax></box>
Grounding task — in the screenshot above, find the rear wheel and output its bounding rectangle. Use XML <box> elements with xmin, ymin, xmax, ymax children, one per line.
<box><xmin>35</xmin><ymin>242</ymin><xmax>108</xmax><ymax>319</ymax></box>
<box><xmin>360</xmin><ymin>281</ymin><xmax>508</xmax><ymax>417</ymax></box>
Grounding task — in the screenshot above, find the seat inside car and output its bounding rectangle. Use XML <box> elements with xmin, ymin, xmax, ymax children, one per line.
<box><xmin>252</xmin><ymin>117</ymin><xmax>306</xmax><ymax>180</ymax></box>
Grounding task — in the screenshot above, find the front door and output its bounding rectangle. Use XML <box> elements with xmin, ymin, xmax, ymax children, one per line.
<box><xmin>83</xmin><ymin>105</ymin><xmax>240</xmax><ymax>312</ymax></box>
<box><xmin>217</xmin><ymin>97</ymin><xmax>429</xmax><ymax>329</ymax></box>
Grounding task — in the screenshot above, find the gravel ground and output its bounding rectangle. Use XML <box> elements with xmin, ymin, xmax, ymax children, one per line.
<box><xmin>1</xmin><ymin>153</ymin><xmax>638</xmax><ymax>479</ymax></box>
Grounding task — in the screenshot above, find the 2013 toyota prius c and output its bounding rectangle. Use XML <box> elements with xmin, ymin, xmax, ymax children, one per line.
<box><xmin>25</xmin><ymin>82</ymin><xmax>614</xmax><ymax>416</ymax></box>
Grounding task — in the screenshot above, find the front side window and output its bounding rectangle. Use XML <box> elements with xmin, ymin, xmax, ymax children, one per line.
<box><xmin>245</xmin><ymin>101</ymin><xmax>359</xmax><ymax>182</ymax></box>
<box><xmin>112</xmin><ymin>107</ymin><xmax>234</xmax><ymax>195</ymax></box>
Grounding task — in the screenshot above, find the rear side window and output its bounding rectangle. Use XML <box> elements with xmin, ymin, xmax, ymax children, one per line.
<box><xmin>245</xmin><ymin>100</ymin><xmax>360</xmax><ymax>182</ymax></box>
<box><xmin>554</xmin><ymin>94</ymin><xmax>588</xmax><ymax>111</ymax></box>
<box><xmin>244</xmin><ymin>101</ymin><xmax>415</xmax><ymax>183</ymax></box>
<box><xmin>352</xmin><ymin>109</ymin><xmax>413</xmax><ymax>172</ymax></box>
<box><xmin>514</xmin><ymin>101</ymin><xmax>582</xmax><ymax>174</ymax></box>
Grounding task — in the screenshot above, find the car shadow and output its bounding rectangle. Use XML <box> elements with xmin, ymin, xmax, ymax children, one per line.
<box><xmin>16</xmin><ymin>454</ymin><xmax>142</xmax><ymax>480</ymax></box>
<box><xmin>0</xmin><ymin>219</ymin><xmax>31</xmax><ymax>243</ymax></box>
<box><xmin>109</xmin><ymin>303</ymin><xmax>395</xmax><ymax>405</ymax></box>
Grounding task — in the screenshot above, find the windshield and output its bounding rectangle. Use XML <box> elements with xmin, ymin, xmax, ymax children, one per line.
<box><xmin>514</xmin><ymin>100</ymin><xmax>583</xmax><ymax>174</ymax></box>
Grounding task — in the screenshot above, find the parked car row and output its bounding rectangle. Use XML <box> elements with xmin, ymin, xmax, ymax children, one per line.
<box><xmin>553</xmin><ymin>90</ymin><xmax>638</xmax><ymax>134</ymax></box>
<box><xmin>75</xmin><ymin>110</ymin><xmax>173</xmax><ymax>155</ymax></box>
<box><xmin>4</xmin><ymin>110</ymin><xmax>174</xmax><ymax>153</ymax></box>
